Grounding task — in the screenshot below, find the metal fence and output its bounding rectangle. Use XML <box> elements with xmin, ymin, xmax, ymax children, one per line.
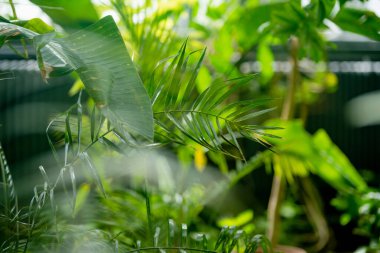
<box><xmin>0</xmin><ymin>55</ymin><xmax>75</xmax><ymax>180</ymax></box>
<box><xmin>240</xmin><ymin>40</ymin><xmax>380</xmax><ymax>173</ymax></box>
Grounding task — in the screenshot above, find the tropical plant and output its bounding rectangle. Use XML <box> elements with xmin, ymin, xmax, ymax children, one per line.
<box><xmin>1</xmin><ymin>0</ymin><xmax>379</xmax><ymax>252</ymax></box>
<box><xmin>0</xmin><ymin>1</ymin><xmax>279</xmax><ymax>251</ymax></box>
<box><xmin>185</xmin><ymin>0</ymin><xmax>380</xmax><ymax>251</ymax></box>
<box><xmin>1</xmin><ymin>139</ymin><xmax>275</xmax><ymax>252</ymax></box>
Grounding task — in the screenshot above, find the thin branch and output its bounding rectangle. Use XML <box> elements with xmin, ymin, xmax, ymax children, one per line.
<box><xmin>280</xmin><ymin>37</ymin><xmax>299</xmax><ymax>120</ymax></box>
<box><xmin>267</xmin><ymin>36</ymin><xmax>299</xmax><ymax>246</ymax></box>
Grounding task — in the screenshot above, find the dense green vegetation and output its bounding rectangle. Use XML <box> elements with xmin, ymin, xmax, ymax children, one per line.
<box><xmin>0</xmin><ymin>0</ymin><xmax>379</xmax><ymax>252</ymax></box>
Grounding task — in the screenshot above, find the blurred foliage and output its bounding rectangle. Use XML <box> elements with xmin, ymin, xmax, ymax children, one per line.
<box><xmin>1</xmin><ymin>0</ymin><xmax>380</xmax><ymax>252</ymax></box>
<box><xmin>332</xmin><ymin>190</ymin><xmax>380</xmax><ymax>253</ymax></box>
<box><xmin>0</xmin><ymin>1</ymin><xmax>275</xmax><ymax>252</ymax></box>
<box><xmin>217</xmin><ymin>210</ymin><xmax>255</xmax><ymax>234</ymax></box>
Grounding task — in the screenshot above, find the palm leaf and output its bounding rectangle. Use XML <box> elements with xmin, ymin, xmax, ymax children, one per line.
<box><xmin>151</xmin><ymin>43</ymin><xmax>277</xmax><ymax>159</ymax></box>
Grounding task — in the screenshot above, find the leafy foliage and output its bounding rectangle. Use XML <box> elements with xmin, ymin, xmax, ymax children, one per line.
<box><xmin>229</xmin><ymin>120</ymin><xmax>369</xmax><ymax>250</ymax></box>
<box><xmin>2</xmin><ymin>0</ymin><xmax>379</xmax><ymax>252</ymax></box>
<box><xmin>332</xmin><ymin>190</ymin><xmax>380</xmax><ymax>252</ymax></box>
<box><xmin>0</xmin><ymin>15</ymin><xmax>154</xmax><ymax>141</ymax></box>
<box><xmin>333</xmin><ymin>8</ymin><xmax>380</xmax><ymax>41</ymax></box>
<box><xmin>0</xmin><ymin>144</ymin><xmax>272</xmax><ymax>252</ymax></box>
<box><xmin>150</xmin><ymin>41</ymin><xmax>277</xmax><ymax>159</ymax></box>
<box><xmin>110</xmin><ymin>0</ymin><xmax>184</xmax><ymax>84</ymax></box>
<box><xmin>232</xmin><ymin>120</ymin><xmax>367</xmax><ymax>191</ymax></box>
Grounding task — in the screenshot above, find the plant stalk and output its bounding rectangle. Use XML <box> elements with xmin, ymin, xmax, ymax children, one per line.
<box><xmin>267</xmin><ymin>36</ymin><xmax>299</xmax><ymax>246</ymax></box>
<box><xmin>281</xmin><ymin>37</ymin><xmax>299</xmax><ymax>121</ymax></box>
<box><xmin>9</xmin><ymin>0</ymin><xmax>17</xmax><ymax>19</ymax></box>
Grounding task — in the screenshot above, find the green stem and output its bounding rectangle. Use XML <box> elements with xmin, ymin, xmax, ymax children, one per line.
<box><xmin>267</xmin><ymin>174</ymin><xmax>286</xmax><ymax>246</ymax></box>
<box><xmin>9</xmin><ymin>0</ymin><xmax>17</xmax><ymax>19</ymax></box>
<box><xmin>281</xmin><ymin>37</ymin><xmax>299</xmax><ymax>121</ymax></box>
<box><xmin>267</xmin><ymin>37</ymin><xmax>299</xmax><ymax>246</ymax></box>
<box><xmin>299</xmin><ymin>177</ymin><xmax>330</xmax><ymax>251</ymax></box>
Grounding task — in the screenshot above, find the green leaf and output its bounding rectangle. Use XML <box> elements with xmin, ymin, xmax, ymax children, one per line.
<box><xmin>152</xmin><ymin>45</ymin><xmax>275</xmax><ymax>159</ymax></box>
<box><xmin>73</xmin><ymin>183</ymin><xmax>91</xmax><ymax>217</ymax></box>
<box><xmin>257</xmin><ymin>43</ymin><xmax>274</xmax><ymax>84</ymax></box>
<box><xmin>155</xmin><ymin>76</ymin><xmax>275</xmax><ymax>159</ymax></box>
<box><xmin>111</xmin><ymin>1</ymin><xmax>181</xmax><ymax>85</ymax></box>
<box><xmin>217</xmin><ymin>210</ymin><xmax>254</xmax><ymax>227</ymax></box>
<box><xmin>1</xmin><ymin>16</ymin><xmax>154</xmax><ymax>142</ymax></box>
<box><xmin>0</xmin><ymin>21</ymin><xmax>37</xmax><ymax>41</ymax></box>
<box><xmin>210</xmin><ymin>28</ymin><xmax>234</xmax><ymax>72</ymax></box>
<box><xmin>29</xmin><ymin>0</ymin><xmax>99</xmax><ymax>30</ymax></box>
<box><xmin>312</xmin><ymin>129</ymin><xmax>367</xmax><ymax>192</ymax></box>
<box><xmin>0</xmin><ymin>16</ymin><xmax>10</xmax><ymax>23</ymax></box>
<box><xmin>35</xmin><ymin>16</ymin><xmax>154</xmax><ymax>140</ymax></box>
<box><xmin>13</xmin><ymin>18</ymin><xmax>54</xmax><ymax>34</ymax></box>
<box><xmin>264</xmin><ymin>119</ymin><xmax>315</xmax><ymax>157</ymax></box>
<box><xmin>81</xmin><ymin>152</ymin><xmax>106</xmax><ymax>198</ymax></box>
<box><xmin>333</xmin><ymin>8</ymin><xmax>380</xmax><ymax>41</ymax></box>
<box><xmin>227</xmin><ymin>2</ymin><xmax>286</xmax><ymax>49</ymax></box>
<box><xmin>306</xmin><ymin>0</ymin><xmax>336</xmax><ymax>24</ymax></box>
<box><xmin>196</xmin><ymin>66</ymin><xmax>211</xmax><ymax>93</ymax></box>
<box><xmin>0</xmin><ymin>21</ymin><xmax>72</xmax><ymax>76</ymax></box>
<box><xmin>321</xmin><ymin>0</ymin><xmax>336</xmax><ymax>19</ymax></box>
<box><xmin>263</xmin><ymin>120</ymin><xmax>367</xmax><ymax>191</ymax></box>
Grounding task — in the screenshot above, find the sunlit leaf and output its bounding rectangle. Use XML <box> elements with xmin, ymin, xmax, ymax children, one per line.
<box><xmin>29</xmin><ymin>0</ymin><xmax>99</xmax><ymax>30</ymax></box>
<box><xmin>12</xmin><ymin>18</ymin><xmax>54</xmax><ymax>34</ymax></box>
<box><xmin>73</xmin><ymin>183</ymin><xmax>91</xmax><ymax>217</ymax></box>
<box><xmin>257</xmin><ymin>43</ymin><xmax>274</xmax><ymax>84</ymax></box>
<box><xmin>217</xmin><ymin>210</ymin><xmax>254</xmax><ymax>227</ymax></box>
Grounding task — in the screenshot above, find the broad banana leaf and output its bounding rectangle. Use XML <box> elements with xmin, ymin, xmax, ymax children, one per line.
<box><xmin>0</xmin><ymin>16</ymin><xmax>154</xmax><ymax>141</ymax></box>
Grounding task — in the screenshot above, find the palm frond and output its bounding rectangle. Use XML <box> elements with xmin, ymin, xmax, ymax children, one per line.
<box><xmin>151</xmin><ymin>42</ymin><xmax>277</xmax><ymax>159</ymax></box>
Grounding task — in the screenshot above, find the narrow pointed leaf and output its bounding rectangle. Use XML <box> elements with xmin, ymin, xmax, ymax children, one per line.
<box><xmin>81</xmin><ymin>152</ymin><xmax>106</xmax><ymax>198</ymax></box>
